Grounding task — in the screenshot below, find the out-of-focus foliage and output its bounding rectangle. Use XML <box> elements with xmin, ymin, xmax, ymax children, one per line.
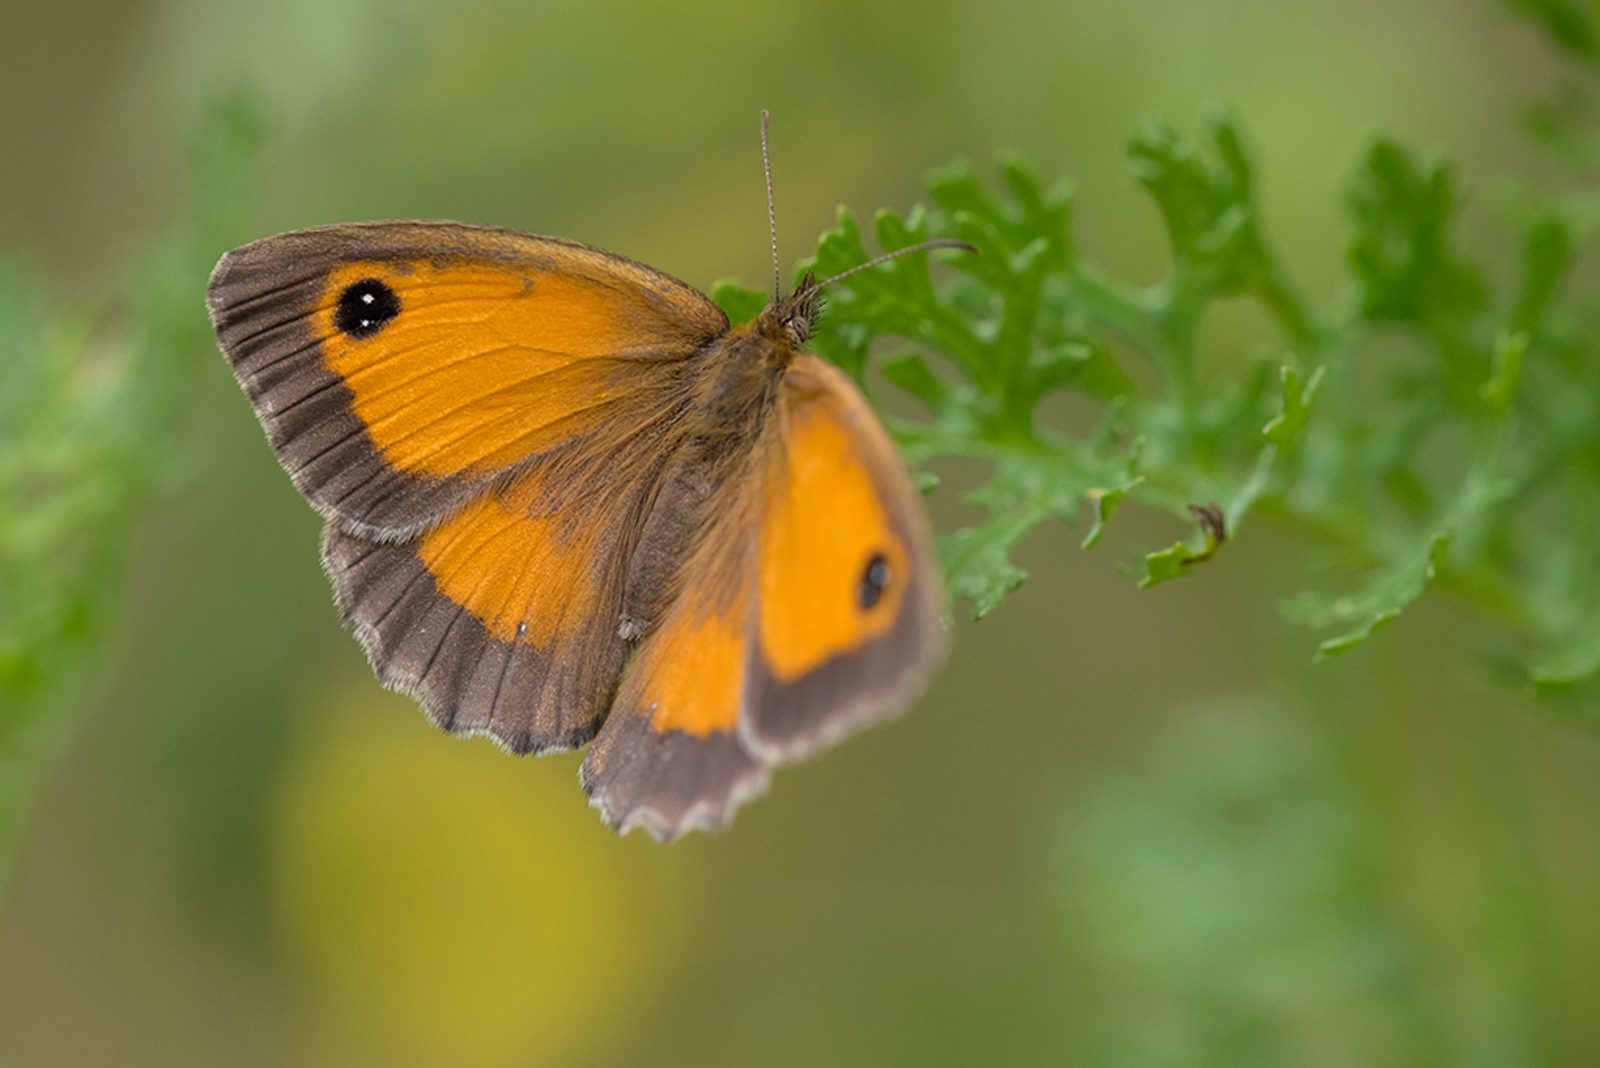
<box><xmin>0</xmin><ymin>100</ymin><xmax>260</xmax><ymax>879</ymax></box>
<box><xmin>1059</xmin><ymin>701</ymin><xmax>1552</xmax><ymax>1067</ymax></box>
<box><xmin>1064</xmin><ymin>708</ymin><xmax>1427</xmax><ymax>1066</ymax></box>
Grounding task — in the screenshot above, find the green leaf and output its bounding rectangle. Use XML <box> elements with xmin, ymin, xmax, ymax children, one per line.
<box><xmin>1511</xmin><ymin>215</ymin><xmax>1572</xmax><ymax>333</ymax></box>
<box><xmin>1528</xmin><ymin>610</ymin><xmax>1600</xmax><ymax>694</ymax></box>
<box><xmin>1138</xmin><ymin>503</ymin><xmax>1227</xmax><ymax>588</ymax></box>
<box><xmin>1262</xmin><ymin>364</ymin><xmax>1324</xmax><ymax>450</ymax></box>
<box><xmin>1479</xmin><ymin>332</ymin><xmax>1527</xmax><ymax>415</ymax></box>
<box><xmin>939</xmin><ymin>522</ymin><xmax>1030</xmax><ymax>620</ymax></box>
<box><xmin>782</xmin><ymin>70</ymin><xmax>1600</xmax><ymax>694</ymax></box>
<box><xmin>1282</xmin><ymin>529</ymin><xmax>1454</xmax><ymax>658</ymax></box>
<box><xmin>1347</xmin><ymin>141</ymin><xmax>1484</xmax><ymax>326</ymax></box>
<box><xmin>937</xmin><ymin>451</ymin><xmax>1087</xmax><ymax>618</ymax></box>
<box><xmin>710</xmin><ymin>280</ymin><xmax>768</xmax><ymax>325</ymax></box>
<box><xmin>1139</xmin><ymin>541</ymin><xmax>1195</xmax><ymax>588</ymax></box>
<box><xmin>1129</xmin><ymin>114</ymin><xmax>1266</xmax><ymax>292</ymax></box>
<box><xmin>1081</xmin><ymin>478</ymin><xmax>1142</xmax><ymax>550</ymax></box>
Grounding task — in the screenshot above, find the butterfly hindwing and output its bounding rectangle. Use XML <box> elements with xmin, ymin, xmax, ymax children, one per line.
<box><xmin>580</xmin><ymin>354</ymin><xmax>943</xmax><ymax>839</ymax></box>
<box><xmin>321</xmin><ymin>444</ymin><xmax>676</xmax><ymax>753</ymax></box>
<box><xmin>743</xmin><ymin>353</ymin><xmax>944</xmax><ymax>761</ymax></box>
<box><xmin>580</xmin><ymin>454</ymin><xmax>769</xmax><ymax>837</ymax></box>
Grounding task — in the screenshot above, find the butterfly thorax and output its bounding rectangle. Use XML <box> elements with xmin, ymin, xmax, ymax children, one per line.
<box><xmin>614</xmin><ymin>284</ymin><xmax>820</xmax><ymax>643</ymax></box>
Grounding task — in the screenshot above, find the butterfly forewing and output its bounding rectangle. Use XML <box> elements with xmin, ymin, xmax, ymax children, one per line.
<box><xmin>206</xmin><ymin>221</ymin><xmax>726</xmax><ymax>538</ymax></box>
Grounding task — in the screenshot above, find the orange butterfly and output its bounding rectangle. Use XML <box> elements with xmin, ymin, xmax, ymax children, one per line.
<box><xmin>207</xmin><ymin>128</ymin><xmax>953</xmax><ymax>839</ymax></box>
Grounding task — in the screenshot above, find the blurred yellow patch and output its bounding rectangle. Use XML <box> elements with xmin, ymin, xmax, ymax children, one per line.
<box><xmin>271</xmin><ymin>684</ymin><xmax>691</xmax><ymax>1068</ymax></box>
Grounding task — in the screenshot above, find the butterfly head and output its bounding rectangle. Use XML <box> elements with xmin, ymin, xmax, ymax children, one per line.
<box><xmin>757</xmin><ymin>272</ymin><xmax>824</xmax><ymax>352</ymax></box>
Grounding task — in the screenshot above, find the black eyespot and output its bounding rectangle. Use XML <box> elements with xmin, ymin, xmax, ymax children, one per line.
<box><xmin>333</xmin><ymin>278</ymin><xmax>400</xmax><ymax>338</ymax></box>
<box><xmin>858</xmin><ymin>552</ymin><xmax>892</xmax><ymax>609</ymax></box>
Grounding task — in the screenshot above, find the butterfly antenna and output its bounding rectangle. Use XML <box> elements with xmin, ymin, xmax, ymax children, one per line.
<box><xmin>762</xmin><ymin>110</ymin><xmax>782</xmax><ymax>301</ymax></box>
<box><xmin>763</xmin><ymin>111</ymin><xmax>974</xmax><ymax>296</ymax></box>
<box><xmin>818</xmin><ymin>238</ymin><xmax>977</xmax><ymax>290</ymax></box>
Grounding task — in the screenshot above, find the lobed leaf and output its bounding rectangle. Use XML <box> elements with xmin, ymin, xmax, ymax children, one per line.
<box><xmin>1281</xmin><ymin>530</ymin><xmax>1454</xmax><ymax>658</ymax></box>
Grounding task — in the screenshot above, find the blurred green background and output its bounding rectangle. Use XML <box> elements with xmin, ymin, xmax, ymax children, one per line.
<box><xmin>2</xmin><ymin>0</ymin><xmax>1597</xmax><ymax>1065</ymax></box>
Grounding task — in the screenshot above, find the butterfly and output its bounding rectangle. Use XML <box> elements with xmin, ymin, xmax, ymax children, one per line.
<box><xmin>206</xmin><ymin>132</ymin><xmax>956</xmax><ymax>840</ymax></box>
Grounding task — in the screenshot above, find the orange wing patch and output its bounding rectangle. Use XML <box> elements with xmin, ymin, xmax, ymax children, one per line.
<box><xmin>314</xmin><ymin>260</ymin><xmax>693</xmax><ymax>479</ymax></box>
<box><xmin>601</xmin><ymin>472</ymin><xmax>758</xmax><ymax>738</ymax></box>
<box><xmin>757</xmin><ymin>397</ymin><xmax>909</xmax><ymax>682</ymax></box>
<box><xmin>416</xmin><ymin>473</ymin><xmax>606</xmax><ymax>648</ymax></box>
<box><xmin>324</xmin><ymin>449</ymin><xmax>669</xmax><ymax>754</ymax></box>
<box><xmin>638</xmin><ymin>590</ymin><xmax>748</xmax><ymax>736</ymax></box>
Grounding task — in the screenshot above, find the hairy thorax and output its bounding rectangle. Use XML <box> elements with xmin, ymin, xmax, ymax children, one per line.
<box><xmin>615</xmin><ymin>299</ymin><xmax>813</xmax><ymax>641</ymax></box>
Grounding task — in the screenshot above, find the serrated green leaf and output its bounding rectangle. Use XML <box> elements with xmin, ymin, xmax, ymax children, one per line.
<box><xmin>1282</xmin><ymin>529</ymin><xmax>1454</xmax><ymax>658</ymax></box>
<box><xmin>1128</xmin><ymin>114</ymin><xmax>1265</xmax><ymax>291</ymax></box>
<box><xmin>939</xmin><ymin>522</ymin><xmax>1029</xmax><ymax>620</ymax></box>
<box><xmin>811</xmin><ymin>205</ymin><xmax>869</xmax><ymax>275</ymax></box>
<box><xmin>1081</xmin><ymin>478</ymin><xmax>1141</xmax><ymax>550</ymax></box>
<box><xmin>771</xmin><ymin>48</ymin><xmax>1600</xmax><ymax>671</ymax></box>
<box><xmin>1347</xmin><ymin>141</ymin><xmax>1484</xmax><ymax>325</ymax></box>
<box><xmin>1139</xmin><ymin>541</ymin><xmax>1196</xmax><ymax>588</ymax></box>
<box><xmin>1137</xmin><ymin>503</ymin><xmax>1227</xmax><ymax>588</ymax></box>
<box><xmin>709</xmin><ymin>279</ymin><xmax>768</xmax><ymax>325</ymax></box>
<box><xmin>1262</xmin><ymin>364</ymin><xmax>1324</xmax><ymax>449</ymax></box>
